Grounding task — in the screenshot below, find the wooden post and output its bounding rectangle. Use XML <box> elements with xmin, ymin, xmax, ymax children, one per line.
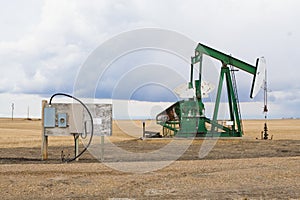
<box><xmin>41</xmin><ymin>100</ymin><xmax>48</xmax><ymax>160</ymax></box>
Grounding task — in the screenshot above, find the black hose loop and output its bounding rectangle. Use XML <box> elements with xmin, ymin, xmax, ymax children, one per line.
<box><xmin>49</xmin><ymin>93</ymin><xmax>94</xmax><ymax>163</ymax></box>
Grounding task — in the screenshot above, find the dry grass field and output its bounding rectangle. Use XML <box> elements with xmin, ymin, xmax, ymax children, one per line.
<box><xmin>0</xmin><ymin>118</ymin><xmax>299</xmax><ymax>199</ymax></box>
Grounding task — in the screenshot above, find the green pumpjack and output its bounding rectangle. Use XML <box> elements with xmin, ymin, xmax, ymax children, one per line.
<box><xmin>156</xmin><ymin>43</ymin><xmax>260</xmax><ymax>137</ymax></box>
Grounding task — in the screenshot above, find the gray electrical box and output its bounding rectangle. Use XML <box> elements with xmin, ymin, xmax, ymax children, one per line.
<box><xmin>43</xmin><ymin>103</ymin><xmax>112</xmax><ymax>136</ymax></box>
<box><xmin>58</xmin><ymin>113</ymin><xmax>67</xmax><ymax>128</ymax></box>
<box><xmin>42</xmin><ymin>101</ymin><xmax>112</xmax><ymax>161</ymax></box>
<box><xmin>44</xmin><ymin>107</ymin><xmax>56</xmax><ymax>128</ymax></box>
<box><xmin>69</xmin><ymin>104</ymin><xmax>84</xmax><ymax>134</ymax></box>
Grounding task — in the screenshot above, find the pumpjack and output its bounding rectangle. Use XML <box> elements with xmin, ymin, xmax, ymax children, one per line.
<box><xmin>156</xmin><ymin>43</ymin><xmax>266</xmax><ymax>137</ymax></box>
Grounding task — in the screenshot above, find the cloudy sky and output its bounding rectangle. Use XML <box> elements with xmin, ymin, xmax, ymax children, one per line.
<box><xmin>0</xmin><ymin>0</ymin><xmax>299</xmax><ymax>119</ymax></box>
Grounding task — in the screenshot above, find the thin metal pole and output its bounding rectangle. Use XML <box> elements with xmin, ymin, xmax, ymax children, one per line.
<box><xmin>74</xmin><ymin>134</ymin><xmax>79</xmax><ymax>161</ymax></box>
<box><xmin>11</xmin><ymin>103</ymin><xmax>14</xmax><ymax>120</ymax></box>
<box><xmin>100</xmin><ymin>136</ymin><xmax>104</xmax><ymax>161</ymax></box>
<box><xmin>263</xmin><ymin>68</ymin><xmax>268</xmax><ymax>139</ymax></box>
<box><xmin>142</xmin><ymin>121</ymin><xmax>145</xmax><ymax>138</ymax></box>
<box><xmin>27</xmin><ymin>106</ymin><xmax>30</xmax><ymax>119</ymax></box>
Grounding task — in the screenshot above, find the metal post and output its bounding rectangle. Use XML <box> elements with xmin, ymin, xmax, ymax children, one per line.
<box><xmin>263</xmin><ymin>68</ymin><xmax>268</xmax><ymax>140</ymax></box>
<box><xmin>11</xmin><ymin>103</ymin><xmax>14</xmax><ymax>120</ymax></box>
<box><xmin>74</xmin><ymin>134</ymin><xmax>79</xmax><ymax>161</ymax></box>
<box><xmin>189</xmin><ymin>63</ymin><xmax>194</xmax><ymax>88</ymax></box>
<box><xmin>198</xmin><ymin>54</ymin><xmax>203</xmax><ymax>97</ymax></box>
<box><xmin>100</xmin><ymin>135</ymin><xmax>104</xmax><ymax>162</ymax></box>
<box><xmin>142</xmin><ymin>121</ymin><xmax>145</xmax><ymax>138</ymax></box>
<box><xmin>27</xmin><ymin>106</ymin><xmax>30</xmax><ymax>119</ymax></box>
<box><xmin>211</xmin><ymin>67</ymin><xmax>226</xmax><ymax>133</ymax></box>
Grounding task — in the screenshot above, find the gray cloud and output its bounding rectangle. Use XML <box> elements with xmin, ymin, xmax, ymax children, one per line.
<box><xmin>0</xmin><ymin>0</ymin><xmax>299</xmax><ymax>118</ymax></box>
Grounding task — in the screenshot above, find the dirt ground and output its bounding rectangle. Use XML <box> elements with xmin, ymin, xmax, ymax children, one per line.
<box><xmin>0</xmin><ymin>118</ymin><xmax>299</xmax><ymax>199</ymax></box>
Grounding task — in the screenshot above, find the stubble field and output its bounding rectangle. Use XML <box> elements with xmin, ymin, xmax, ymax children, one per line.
<box><xmin>0</xmin><ymin>118</ymin><xmax>299</xmax><ymax>199</ymax></box>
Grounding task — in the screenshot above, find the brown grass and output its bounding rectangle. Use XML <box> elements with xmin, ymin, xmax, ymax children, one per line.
<box><xmin>0</xmin><ymin>118</ymin><xmax>299</xmax><ymax>148</ymax></box>
<box><xmin>0</xmin><ymin>118</ymin><xmax>299</xmax><ymax>199</ymax></box>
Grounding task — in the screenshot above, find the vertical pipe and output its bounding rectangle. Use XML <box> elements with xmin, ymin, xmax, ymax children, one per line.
<box><xmin>75</xmin><ymin>134</ymin><xmax>79</xmax><ymax>161</ymax></box>
<box><xmin>189</xmin><ymin>63</ymin><xmax>194</xmax><ymax>89</ymax></box>
<box><xmin>142</xmin><ymin>121</ymin><xmax>145</xmax><ymax>138</ymax></box>
<box><xmin>198</xmin><ymin>54</ymin><xmax>203</xmax><ymax>90</ymax></box>
<box><xmin>11</xmin><ymin>103</ymin><xmax>14</xmax><ymax>120</ymax></box>
<box><xmin>100</xmin><ymin>135</ymin><xmax>104</xmax><ymax>161</ymax></box>
<box><xmin>27</xmin><ymin>106</ymin><xmax>29</xmax><ymax>119</ymax></box>
<box><xmin>263</xmin><ymin>68</ymin><xmax>268</xmax><ymax>139</ymax></box>
<box><xmin>195</xmin><ymin>54</ymin><xmax>203</xmax><ymax>100</ymax></box>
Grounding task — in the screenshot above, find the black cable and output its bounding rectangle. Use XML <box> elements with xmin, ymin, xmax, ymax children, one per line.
<box><xmin>49</xmin><ymin>93</ymin><xmax>94</xmax><ymax>163</ymax></box>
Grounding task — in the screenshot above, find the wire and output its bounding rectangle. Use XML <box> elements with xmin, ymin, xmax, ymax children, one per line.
<box><xmin>49</xmin><ymin>93</ymin><xmax>94</xmax><ymax>163</ymax></box>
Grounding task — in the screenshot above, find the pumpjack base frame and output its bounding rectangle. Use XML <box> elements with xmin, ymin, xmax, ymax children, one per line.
<box><xmin>158</xmin><ymin>118</ymin><xmax>242</xmax><ymax>138</ymax></box>
<box><xmin>157</xmin><ymin>100</ymin><xmax>242</xmax><ymax>138</ymax></box>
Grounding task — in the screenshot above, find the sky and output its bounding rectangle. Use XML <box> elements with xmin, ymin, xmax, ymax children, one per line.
<box><xmin>0</xmin><ymin>0</ymin><xmax>299</xmax><ymax>119</ymax></box>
